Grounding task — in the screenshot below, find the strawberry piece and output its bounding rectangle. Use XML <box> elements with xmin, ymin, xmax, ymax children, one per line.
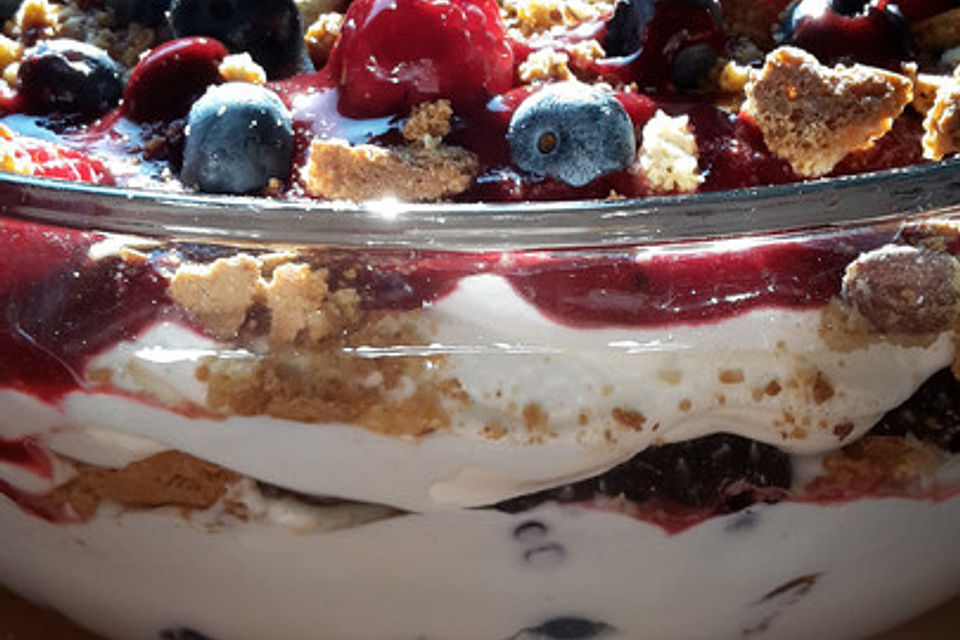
<box><xmin>25</xmin><ymin>141</ymin><xmax>113</xmax><ymax>184</ymax></box>
<box><xmin>123</xmin><ymin>37</ymin><xmax>229</xmax><ymax>123</ymax></box>
<box><xmin>333</xmin><ymin>0</ymin><xmax>515</xmax><ymax>118</ymax></box>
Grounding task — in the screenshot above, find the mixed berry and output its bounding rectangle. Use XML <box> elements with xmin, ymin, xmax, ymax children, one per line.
<box><xmin>0</xmin><ymin>0</ymin><xmax>955</xmax><ymax>201</ymax></box>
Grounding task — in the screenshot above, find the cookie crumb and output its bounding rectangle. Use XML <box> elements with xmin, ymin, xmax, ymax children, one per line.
<box><xmin>168</xmin><ymin>254</ymin><xmax>263</xmax><ymax>339</ymax></box>
<box><xmin>402</xmin><ymin>99</ymin><xmax>453</xmax><ymax>148</ymax></box>
<box><xmin>305</xmin><ymin>138</ymin><xmax>477</xmax><ymax>202</ymax></box>
<box><xmin>922</xmin><ymin>74</ymin><xmax>960</xmax><ymax>160</ymax></box>
<box><xmin>744</xmin><ymin>46</ymin><xmax>912</xmax><ymax>177</ymax></box>
<box><xmin>219</xmin><ymin>52</ymin><xmax>267</xmax><ymax>84</ymax></box>
<box><xmin>638</xmin><ymin>110</ymin><xmax>703</xmax><ymax>193</ymax></box>
<box><xmin>304</xmin><ymin>11</ymin><xmax>342</xmax><ymax>69</ymax></box>
<box><xmin>518</xmin><ymin>48</ymin><xmax>572</xmax><ymax>83</ymax></box>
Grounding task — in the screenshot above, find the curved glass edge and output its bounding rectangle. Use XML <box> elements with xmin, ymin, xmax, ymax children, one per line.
<box><xmin>0</xmin><ymin>159</ymin><xmax>959</xmax><ymax>250</ymax></box>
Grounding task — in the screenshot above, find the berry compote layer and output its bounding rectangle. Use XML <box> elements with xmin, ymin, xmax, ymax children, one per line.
<box><xmin>1</xmin><ymin>1</ymin><xmax>960</xmax><ymax>640</ymax></box>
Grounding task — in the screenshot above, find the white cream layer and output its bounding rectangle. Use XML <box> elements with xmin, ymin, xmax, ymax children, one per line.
<box><xmin>0</xmin><ymin>274</ymin><xmax>954</xmax><ymax>511</ymax></box>
<box><xmin>2</xmin><ymin>494</ymin><xmax>958</xmax><ymax>640</ymax></box>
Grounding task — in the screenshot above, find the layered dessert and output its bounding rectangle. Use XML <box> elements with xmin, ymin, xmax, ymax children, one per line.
<box><xmin>1</xmin><ymin>0</ymin><xmax>960</xmax><ymax>639</ymax></box>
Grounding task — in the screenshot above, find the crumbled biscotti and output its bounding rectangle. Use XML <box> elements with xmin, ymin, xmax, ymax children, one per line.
<box><xmin>219</xmin><ymin>52</ymin><xmax>267</xmax><ymax>84</ymax></box>
<box><xmin>55</xmin><ymin>0</ymin><xmax>159</xmax><ymax>68</ymax></box>
<box><xmin>922</xmin><ymin>73</ymin><xmax>960</xmax><ymax>160</ymax></box>
<box><xmin>9</xmin><ymin>0</ymin><xmax>59</xmax><ymax>41</ymax></box>
<box><xmin>305</xmin><ymin>138</ymin><xmax>477</xmax><ymax>202</ymax></box>
<box><xmin>43</xmin><ymin>451</ymin><xmax>240</xmax><ymax>522</ymax></box>
<box><xmin>805</xmin><ymin>436</ymin><xmax>945</xmax><ymax>500</ymax></box>
<box><xmin>500</xmin><ymin>0</ymin><xmax>614</xmax><ymax>38</ymax></box>
<box><xmin>518</xmin><ymin>47</ymin><xmax>572</xmax><ymax>83</ymax></box>
<box><xmin>402</xmin><ymin>99</ymin><xmax>453</xmax><ymax>148</ymax></box>
<box><xmin>744</xmin><ymin>46</ymin><xmax>913</xmax><ymax>177</ymax></box>
<box><xmin>638</xmin><ymin>110</ymin><xmax>704</xmax><ymax>193</ymax></box>
<box><xmin>168</xmin><ymin>254</ymin><xmax>263</xmax><ymax>339</ymax></box>
<box><xmin>262</xmin><ymin>262</ymin><xmax>360</xmax><ymax>344</ymax></box>
<box><xmin>842</xmin><ymin>245</ymin><xmax>960</xmax><ymax>335</ymax></box>
<box><xmin>568</xmin><ymin>39</ymin><xmax>604</xmax><ymax>68</ymax></box>
<box><xmin>304</xmin><ymin>11</ymin><xmax>342</xmax><ymax>69</ymax></box>
<box><xmin>913</xmin><ymin>7</ymin><xmax>960</xmax><ymax>52</ymax></box>
<box><xmin>905</xmin><ymin>65</ymin><xmax>950</xmax><ymax>115</ymax></box>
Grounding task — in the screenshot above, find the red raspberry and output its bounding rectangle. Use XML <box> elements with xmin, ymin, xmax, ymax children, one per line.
<box><xmin>333</xmin><ymin>0</ymin><xmax>515</xmax><ymax>118</ymax></box>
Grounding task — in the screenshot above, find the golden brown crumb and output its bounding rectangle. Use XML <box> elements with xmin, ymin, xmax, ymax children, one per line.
<box><xmin>304</xmin><ymin>12</ymin><xmax>342</xmax><ymax>69</ymax></box>
<box><xmin>718</xmin><ymin>368</ymin><xmax>745</xmax><ymax>384</ymax></box>
<box><xmin>501</xmin><ymin>0</ymin><xmax>614</xmax><ymax>37</ymax></box>
<box><xmin>806</xmin><ymin>436</ymin><xmax>945</xmax><ymax>499</ymax></box>
<box><xmin>518</xmin><ymin>48</ymin><xmax>572</xmax><ymax>83</ymax></box>
<box><xmin>611</xmin><ymin>408</ymin><xmax>645</xmax><ymax>431</ymax></box>
<box><xmin>13</xmin><ymin>0</ymin><xmax>59</xmax><ymax>41</ymax></box>
<box><xmin>744</xmin><ymin>47</ymin><xmax>913</xmax><ymax>177</ymax></box>
<box><xmin>168</xmin><ymin>254</ymin><xmax>263</xmax><ymax>339</ymax></box>
<box><xmin>305</xmin><ymin>138</ymin><xmax>477</xmax><ymax>202</ymax></box>
<box><xmin>402</xmin><ymin>99</ymin><xmax>453</xmax><ymax>147</ymax></box>
<box><xmin>55</xmin><ymin>0</ymin><xmax>160</xmax><ymax>68</ymax></box>
<box><xmin>263</xmin><ymin>263</ymin><xmax>332</xmax><ymax>343</ymax></box>
<box><xmin>219</xmin><ymin>52</ymin><xmax>267</xmax><ymax>84</ymax></box>
<box><xmin>923</xmin><ymin>74</ymin><xmax>960</xmax><ymax>160</ymax></box>
<box><xmin>913</xmin><ymin>7</ymin><xmax>960</xmax><ymax>51</ymax></box>
<box><xmin>43</xmin><ymin>452</ymin><xmax>240</xmax><ymax>522</ymax></box>
<box><xmin>296</xmin><ymin>0</ymin><xmax>345</xmax><ymax>27</ymax></box>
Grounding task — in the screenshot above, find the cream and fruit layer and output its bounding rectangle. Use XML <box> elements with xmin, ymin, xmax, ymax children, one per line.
<box><xmin>1</xmin><ymin>230</ymin><xmax>957</xmax><ymax>513</ymax></box>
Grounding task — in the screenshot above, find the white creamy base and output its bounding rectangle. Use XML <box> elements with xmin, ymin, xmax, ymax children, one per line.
<box><xmin>1</xmin><ymin>271</ymin><xmax>955</xmax><ymax>511</ymax></box>
<box><xmin>1</xmin><ymin>495</ymin><xmax>958</xmax><ymax>640</ymax></box>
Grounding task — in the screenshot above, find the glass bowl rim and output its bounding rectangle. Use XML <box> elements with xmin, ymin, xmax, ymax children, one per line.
<box><xmin>2</xmin><ymin>158</ymin><xmax>960</xmax><ymax>250</ymax></box>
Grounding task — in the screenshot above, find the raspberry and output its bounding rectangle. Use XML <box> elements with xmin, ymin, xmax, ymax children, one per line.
<box><xmin>332</xmin><ymin>0</ymin><xmax>514</xmax><ymax>118</ymax></box>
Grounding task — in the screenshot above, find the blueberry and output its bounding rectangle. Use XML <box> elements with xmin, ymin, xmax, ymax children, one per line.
<box><xmin>603</xmin><ymin>0</ymin><xmax>722</xmax><ymax>58</ymax></box>
<box><xmin>0</xmin><ymin>0</ymin><xmax>19</xmax><ymax>22</ymax></box>
<box><xmin>106</xmin><ymin>0</ymin><xmax>172</xmax><ymax>26</ymax></box>
<box><xmin>672</xmin><ymin>43</ymin><xmax>718</xmax><ymax>91</ymax></box>
<box><xmin>872</xmin><ymin>368</ymin><xmax>960</xmax><ymax>453</ymax></box>
<box><xmin>603</xmin><ymin>0</ymin><xmax>657</xmax><ymax>58</ymax></box>
<box><xmin>168</xmin><ymin>0</ymin><xmax>310</xmax><ymax>79</ymax></box>
<box><xmin>17</xmin><ymin>39</ymin><xmax>123</xmax><ymax>119</ymax></box>
<box><xmin>181</xmin><ymin>82</ymin><xmax>294</xmax><ymax>194</ymax></box>
<box><xmin>497</xmin><ymin>433</ymin><xmax>792</xmax><ymax>514</ymax></box>
<box><xmin>507</xmin><ymin>82</ymin><xmax>636</xmax><ymax>188</ymax></box>
<box><xmin>531</xmin><ymin>617</ymin><xmax>614</xmax><ymax>639</ymax></box>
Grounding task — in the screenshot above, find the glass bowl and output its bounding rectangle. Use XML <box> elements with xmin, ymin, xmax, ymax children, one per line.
<box><xmin>0</xmin><ymin>162</ymin><xmax>959</xmax><ymax>640</ymax></box>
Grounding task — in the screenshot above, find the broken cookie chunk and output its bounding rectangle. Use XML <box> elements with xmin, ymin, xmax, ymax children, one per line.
<box><xmin>744</xmin><ymin>46</ymin><xmax>912</xmax><ymax>177</ymax></box>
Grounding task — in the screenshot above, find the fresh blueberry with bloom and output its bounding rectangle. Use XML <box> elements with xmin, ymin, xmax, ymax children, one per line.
<box><xmin>181</xmin><ymin>82</ymin><xmax>294</xmax><ymax>195</ymax></box>
<box><xmin>507</xmin><ymin>82</ymin><xmax>636</xmax><ymax>187</ymax></box>
<box><xmin>17</xmin><ymin>39</ymin><xmax>123</xmax><ymax>119</ymax></box>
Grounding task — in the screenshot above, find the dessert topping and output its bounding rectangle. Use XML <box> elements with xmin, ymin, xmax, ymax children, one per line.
<box><xmin>744</xmin><ymin>46</ymin><xmax>913</xmax><ymax>177</ymax></box>
<box><xmin>168</xmin><ymin>0</ymin><xmax>309</xmax><ymax>79</ymax></box>
<box><xmin>841</xmin><ymin>244</ymin><xmax>960</xmax><ymax>335</ymax></box>
<box><xmin>218</xmin><ymin>52</ymin><xmax>266</xmax><ymax>84</ymax></box>
<box><xmin>507</xmin><ymin>81</ymin><xmax>636</xmax><ymax>187</ymax></box>
<box><xmin>922</xmin><ymin>68</ymin><xmax>960</xmax><ymax>160</ymax></box>
<box><xmin>181</xmin><ymin>82</ymin><xmax>294</xmax><ymax>195</ymax></box>
<box><xmin>305</xmin><ymin>137</ymin><xmax>477</xmax><ymax>201</ymax></box>
<box><xmin>17</xmin><ymin>38</ymin><xmax>123</xmax><ymax>119</ymax></box>
<box><xmin>332</xmin><ymin>0</ymin><xmax>514</xmax><ymax>118</ymax></box>
<box><xmin>638</xmin><ymin>109</ymin><xmax>703</xmax><ymax>193</ymax></box>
